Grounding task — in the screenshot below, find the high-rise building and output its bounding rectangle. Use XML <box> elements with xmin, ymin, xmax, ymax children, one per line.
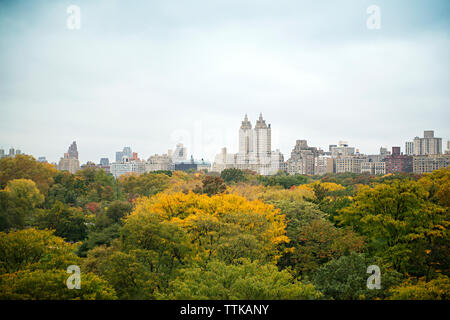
<box><xmin>146</xmin><ymin>153</ymin><xmax>174</xmax><ymax>172</ymax></box>
<box><xmin>286</xmin><ymin>140</ymin><xmax>321</xmax><ymax>175</ymax></box>
<box><xmin>116</xmin><ymin>147</ymin><xmax>132</xmax><ymax>162</ymax></box>
<box><xmin>100</xmin><ymin>158</ymin><xmax>109</xmax><ymax>166</ymax></box>
<box><xmin>405</xmin><ymin>141</ymin><xmax>414</xmax><ymax>155</ymax></box>
<box><xmin>330</xmin><ymin>141</ymin><xmax>355</xmax><ymax>157</ymax></box>
<box><xmin>68</xmin><ymin>141</ymin><xmax>78</xmax><ymax>159</ymax></box>
<box><xmin>385</xmin><ymin>147</ymin><xmax>413</xmax><ymax>173</ymax></box>
<box><xmin>172</xmin><ymin>144</ymin><xmax>187</xmax><ymax>163</ymax></box>
<box><xmin>0</xmin><ymin>148</ymin><xmax>5</xmax><ymax>159</ymax></box>
<box><xmin>212</xmin><ymin>114</ymin><xmax>285</xmax><ymax>175</ymax></box>
<box><xmin>58</xmin><ymin>142</ymin><xmax>80</xmax><ymax>174</ymax></box>
<box><xmin>412</xmin><ymin>131</ymin><xmax>442</xmax><ymax>155</ymax></box>
<box><xmin>314</xmin><ymin>156</ymin><xmax>334</xmax><ymax>175</ymax></box>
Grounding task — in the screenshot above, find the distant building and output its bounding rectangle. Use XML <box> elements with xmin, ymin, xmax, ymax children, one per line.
<box><xmin>37</xmin><ymin>156</ymin><xmax>47</xmax><ymax>163</ymax></box>
<box><xmin>212</xmin><ymin>114</ymin><xmax>285</xmax><ymax>175</ymax></box>
<box><xmin>110</xmin><ymin>156</ymin><xmax>145</xmax><ymax>178</ymax></box>
<box><xmin>116</xmin><ymin>147</ymin><xmax>132</xmax><ymax>162</ymax></box>
<box><xmin>413</xmin><ymin>154</ymin><xmax>450</xmax><ymax>174</ymax></box>
<box><xmin>361</xmin><ymin>159</ymin><xmax>386</xmax><ymax>175</ymax></box>
<box><xmin>405</xmin><ymin>141</ymin><xmax>414</xmax><ymax>156</ymax></box>
<box><xmin>335</xmin><ymin>156</ymin><xmax>366</xmax><ymax>174</ymax></box>
<box><xmin>57</xmin><ymin>142</ymin><xmax>80</xmax><ymax>174</ymax></box>
<box><xmin>58</xmin><ymin>153</ymin><xmax>80</xmax><ymax>174</ymax></box>
<box><xmin>385</xmin><ymin>147</ymin><xmax>413</xmax><ymax>173</ymax></box>
<box><xmin>286</xmin><ymin>140</ymin><xmax>322</xmax><ymax>175</ymax></box>
<box><xmin>146</xmin><ymin>153</ymin><xmax>174</xmax><ymax>172</ymax></box>
<box><xmin>172</xmin><ymin>144</ymin><xmax>187</xmax><ymax>163</ymax></box>
<box><xmin>100</xmin><ymin>158</ymin><xmax>109</xmax><ymax>166</ymax></box>
<box><xmin>68</xmin><ymin>141</ymin><xmax>78</xmax><ymax>159</ymax></box>
<box><xmin>314</xmin><ymin>155</ymin><xmax>334</xmax><ymax>175</ymax></box>
<box><xmin>0</xmin><ymin>149</ymin><xmax>5</xmax><ymax>159</ymax></box>
<box><xmin>413</xmin><ymin>131</ymin><xmax>442</xmax><ymax>155</ymax></box>
<box><xmin>174</xmin><ymin>155</ymin><xmax>211</xmax><ymax>172</ymax></box>
<box><xmin>331</xmin><ymin>141</ymin><xmax>355</xmax><ymax>157</ymax></box>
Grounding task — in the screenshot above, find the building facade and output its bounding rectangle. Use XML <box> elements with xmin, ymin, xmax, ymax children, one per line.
<box><xmin>412</xmin><ymin>131</ymin><xmax>442</xmax><ymax>155</ymax></box>
<box><xmin>413</xmin><ymin>154</ymin><xmax>450</xmax><ymax>174</ymax></box>
<box><xmin>385</xmin><ymin>147</ymin><xmax>413</xmax><ymax>173</ymax></box>
<box><xmin>57</xmin><ymin>141</ymin><xmax>80</xmax><ymax>174</ymax></box>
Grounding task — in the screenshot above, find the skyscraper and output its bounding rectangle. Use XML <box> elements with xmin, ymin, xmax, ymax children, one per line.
<box><xmin>213</xmin><ymin>114</ymin><xmax>284</xmax><ymax>175</ymax></box>
<box><xmin>68</xmin><ymin>141</ymin><xmax>78</xmax><ymax>159</ymax></box>
<box><xmin>58</xmin><ymin>142</ymin><xmax>80</xmax><ymax>174</ymax></box>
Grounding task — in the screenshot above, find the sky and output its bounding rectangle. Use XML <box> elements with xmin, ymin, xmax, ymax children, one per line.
<box><xmin>0</xmin><ymin>0</ymin><xmax>449</xmax><ymax>164</ymax></box>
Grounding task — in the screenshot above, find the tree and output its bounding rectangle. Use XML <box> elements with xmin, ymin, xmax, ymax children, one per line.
<box><xmin>0</xmin><ymin>229</ymin><xmax>80</xmax><ymax>274</ymax></box>
<box><xmin>193</xmin><ymin>176</ymin><xmax>227</xmax><ymax>196</ymax></box>
<box><xmin>158</xmin><ymin>259</ymin><xmax>322</xmax><ymax>300</ymax></box>
<box><xmin>312</xmin><ymin>252</ymin><xmax>403</xmax><ymax>300</ymax></box>
<box><xmin>82</xmin><ymin>245</ymin><xmax>155</xmax><ymax>299</ymax></box>
<box><xmin>34</xmin><ymin>201</ymin><xmax>91</xmax><ymax>242</ymax></box>
<box><xmin>0</xmin><ymin>179</ymin><xmax>45</xmax><ymax>231</ymax></box>
<box><xmin>105</xmin><ymin>200</ymin><xmax>133</xmax><ymax>224</ymax></box>
<box><xmin>388</xmin><ymin>276</ymin><xmax>450</xmax><ymax>300</ymax></box>
<box><xmin>0</xmin><ymin>155</ymin><xmax>57</xmax><ymax>195</ymax></box>
<box><xmin>220</xmin><ymin>168</ymin><xmax>246</xmax><ymax>184</ymax></box>
<box><xmin>289</xmin><ymin>219</ymin><xmax>365</xmax><ymax>276</ymax></box>
<box><xmin>336</xmin><ymin>180</ymin><xmax>449</xmax><ymax>279</ymax></box>
<box><xmin>118</xmin><ymin>172</ymin><xmax>170</xmax><ymax>199</ymax></box>
<box><xmin>127</xmin><ymin>192</ymin><xmax>289</xmax><ymax>264</ymax></box>
<box><xmin>0</xmin><ymin>269</ymin><xmax>117</xmax><ymax>300</ymax></box>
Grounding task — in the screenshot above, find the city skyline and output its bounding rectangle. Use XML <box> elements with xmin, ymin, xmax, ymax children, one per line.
<box><xmin>1</xmin><ymin>116</ymin><xmax>447</xmax><ymax>168</ymax></box>
<box><xmin>1</xmin><ymin>0</ymin><xmax>449</xmax><ymax>164</ymax></box>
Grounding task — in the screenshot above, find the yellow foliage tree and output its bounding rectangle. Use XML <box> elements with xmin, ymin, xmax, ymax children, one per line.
<box><xmin>125</xmin><ymin>192</ymin><xmax>289</xmax><ymax>263</ymax></box>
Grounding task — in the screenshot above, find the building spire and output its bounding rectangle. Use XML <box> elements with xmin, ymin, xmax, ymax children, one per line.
<box><xmin>240</xmin><ymin>114</ymin><xmax>252</xmax><ymax>130</ymax></box>
<box><xmin>255</xmin><ymin>112</ymin><xmax>267</xmax><ymax>129</ymax></box>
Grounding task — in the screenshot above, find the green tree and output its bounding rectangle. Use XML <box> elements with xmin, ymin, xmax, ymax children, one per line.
<box><xmin>34</xmin><ymin>201</ymin><xmax>91</xmax><ymax>242</ymax></box>
<box><xmin>312</xmin><ymin>252</ymin><xmax>403</xmax><ymax>300</ymax></box>
<box><xmin>0</xmin><ymin>269</ymin><xmax>117</xmax><ymax>300</ymax></box>
<box><xmin>220</xmin><ymin>168</ymin><xmax>246</xmax><ymax>184</ymax></box>
<box><xmin>158</xmin><ymin>259</ymin><xmax>322</xmax><ymax>300</ymax></box>
<box><xmin>336</xmin><ymin>180</ymin><xmax>449</xmax><ymax>279</ymax></box>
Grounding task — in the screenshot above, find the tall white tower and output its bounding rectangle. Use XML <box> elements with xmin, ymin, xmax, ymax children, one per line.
<box><xmin>253</xmin><ymin>113</ymin><xmax>271</xmax><ymax>157</ymax></box>
<box><xmin>239</xmin><ymin>114</ymin><xmax>253</xmax><ymax>155</ymax></box>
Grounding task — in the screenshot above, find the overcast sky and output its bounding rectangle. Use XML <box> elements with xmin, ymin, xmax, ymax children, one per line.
<box><xmin>0</xmin><ymin>0</ymin><xmax>449</xmax><ymax>164</ymax></box>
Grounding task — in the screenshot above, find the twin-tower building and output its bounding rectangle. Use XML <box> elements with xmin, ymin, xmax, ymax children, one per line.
<box><xmin>212</xmin><ymin>113</ymin><xmax>285</xmax><ymax>175</ymax></box>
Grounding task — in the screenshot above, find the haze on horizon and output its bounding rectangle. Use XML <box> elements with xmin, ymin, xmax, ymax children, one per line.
<box><xmin>0</xmin><ymin>0</ymin><xmax>449</xmax><ymax>164</ymax></box>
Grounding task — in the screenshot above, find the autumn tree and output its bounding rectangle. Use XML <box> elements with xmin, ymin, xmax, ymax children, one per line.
<box><xmin>336</xmin><ymin>179</ymin><xmax>449</xmax><ymax>279</ymax></box>
<box><xmin>193</xmin><ymin>176</ymin><xmax>227</xmax><ymax>196</ymax></box>
<box><xmin>0</xmin><ymin>155</ymin><xmax>57</xmax><ymax>195</ymax></box>
<box><xmin>0</xmin><ymin>179</ymin><xmax>45</xmax><ymax>231</ymax></box>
